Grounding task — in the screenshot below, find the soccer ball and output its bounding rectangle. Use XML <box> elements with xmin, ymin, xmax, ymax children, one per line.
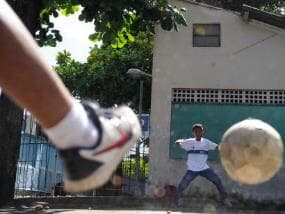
<box><xmin>219</xmin><ymin>118</ymin><xmax>283</xmax><ymax>185</ymax></box>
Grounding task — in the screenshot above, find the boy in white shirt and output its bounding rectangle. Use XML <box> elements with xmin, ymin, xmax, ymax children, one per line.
<box><xmin>174</xmin><ymin>124</ymin><xmax>228</xmax><ymax>205</ymax></box>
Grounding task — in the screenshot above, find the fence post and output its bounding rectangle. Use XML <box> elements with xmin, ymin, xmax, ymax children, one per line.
<box><xmin>52</xmin><ymin>152</ymin><xmax>58</xmax><ymax>197</ymax></box>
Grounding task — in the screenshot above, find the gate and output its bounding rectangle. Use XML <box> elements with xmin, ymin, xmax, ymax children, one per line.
<box><xmin>14</xmin><ymin>111</ymin><xmax>149</xmax><ymax>197</ymax></box>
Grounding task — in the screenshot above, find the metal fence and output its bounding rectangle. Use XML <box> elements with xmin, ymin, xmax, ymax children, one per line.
<box><xmin>14</xmin><ymin>111</ymin><xmax>149</xmax><ymax>198</ymax></box>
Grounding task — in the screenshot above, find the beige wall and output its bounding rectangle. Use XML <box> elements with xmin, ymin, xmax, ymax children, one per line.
<box><xmin>149</xmin><ymin>0</ymin><xmax>285</xmax><ymax>199</ymax></box>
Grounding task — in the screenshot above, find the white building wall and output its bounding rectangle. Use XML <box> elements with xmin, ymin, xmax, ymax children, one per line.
<box><xmin>149</xmin><ymin>0</ymin><xmax>285</xmax><ymax>200</ymax></box>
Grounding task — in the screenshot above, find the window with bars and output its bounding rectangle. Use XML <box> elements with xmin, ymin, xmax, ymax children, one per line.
<box><xmin>193</xmin><ymin>24</ymin><xmax>221</xmax><ymax>47</ymax></box>
<box><xmin>172</xmin><ymin>89</ymin><xmax>285</xmax><ymax>105</ymax></box>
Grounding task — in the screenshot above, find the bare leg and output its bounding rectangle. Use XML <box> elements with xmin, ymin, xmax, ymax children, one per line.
<box><xmin>0</xmin><ymin>1</ymin><xmax>72</xmax><ymax>128</ymax></box>
<box><xmin>0</xmin><ymin>1</ymin><xmax>141</xmax><ymax>193</ymax></box>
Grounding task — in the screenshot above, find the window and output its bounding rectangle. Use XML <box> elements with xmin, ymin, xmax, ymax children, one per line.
<box><xmin>193</xmin><ymin>24</ymin><xmax>221</xmax><ymax>47</ymax></box>
<box><xmin>172</xmin><ymin>88</ymin><xmax>285</xmax><ymax>105</ymax></box>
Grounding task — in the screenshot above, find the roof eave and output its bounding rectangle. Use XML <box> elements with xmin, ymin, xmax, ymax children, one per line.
<box><xmin>242</xmin><ymin>4</ymin><xmax>285</xmax><ymax>29</ymax></box>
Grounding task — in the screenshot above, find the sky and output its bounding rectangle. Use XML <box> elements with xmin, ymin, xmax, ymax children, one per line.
<box><xmin>40</xmin><ymin>13</ymin><xmax>95</xmax><ymax>66</ymax></box>
<box><xmin>2</xmin><ymin>13</ymin><xmax>93</xmax><ymax>95</ymax></box>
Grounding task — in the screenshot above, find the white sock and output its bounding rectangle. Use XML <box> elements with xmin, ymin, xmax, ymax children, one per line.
<box><xmin>44</xmin><ymin>100</ymin><xmax>99</xmax><ymax>149</ymax></box>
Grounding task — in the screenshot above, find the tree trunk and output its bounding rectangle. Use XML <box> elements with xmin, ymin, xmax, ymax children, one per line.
<box><xmin>0</xmin><ymin>1</ymin><xmax>43</xmax><ymax>206</ymax></box>
<box><xmin>0</xmin><ymin>95</ymin><xmax>23</xmax><ymax>206</ymax></box>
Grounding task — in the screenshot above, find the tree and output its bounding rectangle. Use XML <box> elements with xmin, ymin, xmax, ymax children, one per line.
<box><xmin>0</xmin><ymin>1</ymin><xmax>45</xmax><ymax>205</ymax></box>
<box><xmin>55</xmin><ymin>32</ymin><xmax>153</xmax><ymax>112</ymax></box>
<box><xmin>0</xmin><ymin>0</ymin><xmax>187</xmax><ymax>205</ymax></box>
<box><xmin>7</xmin><ymin>0</ymin><xmax>187</xmax><ymax>47</ymax></box>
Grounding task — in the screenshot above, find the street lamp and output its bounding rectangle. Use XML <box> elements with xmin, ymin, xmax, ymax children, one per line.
<box><xmin>127</xmin><ymin>68</ymin><xmax>152</xmax><ymax>121</ymax></box>
<box><xmin>127</xmin><ymin>68</ymin><xmax>152</xmax><ymax>78</ymax></box>
<box><xmin>127</xmin><ymin>68</ymin><xmax>152</xmax><ymax>189</ymax></box>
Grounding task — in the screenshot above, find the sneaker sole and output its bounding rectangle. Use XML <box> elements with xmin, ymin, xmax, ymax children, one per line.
<box><xmin>63</xmin><ymin>106</ymin><xmax>141</xmax><ymax>192</ymax></box>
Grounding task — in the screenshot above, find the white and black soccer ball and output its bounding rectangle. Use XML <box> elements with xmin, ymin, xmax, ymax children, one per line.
<box><xmin>219</xmin><ymin>118</ymin><xmax>283</xmax><ymax>185</ymax></box>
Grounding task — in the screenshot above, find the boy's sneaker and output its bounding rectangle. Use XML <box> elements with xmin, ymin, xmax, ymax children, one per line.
<box><xmin>171</xmin><ymin>193</ymin><xmax>181</xmax><ymax>208</ymax></box>
<box><xmin>59</xmin><ymin>102</ymin><xmax>141</xmax><ymax>193</ymax></box>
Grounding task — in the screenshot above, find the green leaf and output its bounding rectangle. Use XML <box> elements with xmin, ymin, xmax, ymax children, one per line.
<box><xmin>111</xmin><ymin>41</ymin><xmax>118</xmax><ymax>48</ymax></box>
<box><xmin>78</xmin><ymin>13</ymin><xmax>85</xmax><ymax>21</ymax></box>
<box><xmin>40</xmin><ymin>12</ymin><xmax>50</xmax><ymax>25</ymax></box>
<box><xmin>89</xmin><ymin>32</ymin><xmax>102</xmax><ymax>42</ymax></box>
<box><xmin>61</xmin><ymin>5</ymin><xmax>80</xmax><ymax>16</ymax></box>
<box><xmin>55</xmin><ymin>32</ymin><xmax>63</xmax><ymax>42</ymax></box>
<box><xmin>117</xmin><ymin>32</ymin><xmax>127</xmax><ymax>48</ymax></box>
<box><xmin>118</xmin><ymin>41</ymin><xmax>125</xmax><ymax>48</ymax></box>
<box><xmin>173</xmin><ymin>22</ymin><xmax>179</xmax><ymax>32</ymax></box>
<box><xmin>160</xmin><ymin>15</ymin><xmax>173</xmax><ymax>31</ymax></box>
<box><xmin>48</xmin><ymin>22</ymin><xmax>54</xmax><ymax>28</ymax></box>
<box><xmin>102</xmin><ymin>32</ymin><xmax>114</xmax><ymax>44</ymax></box>
<box><xmin>126</xmin><ymin>33</ymin><xmax>135</xmax><ymax>42</ymax></box>
<box><xmin>175</xmin><ymin>13</ymin><xmax>188</xmax><ymax>26</ymax></box>
<box><xmin>40</xmin><ymin>8</ymin><xmax>49</xmax><ymax>18</ymax></box>
<box><xmin>52</xmin><ymin>10</ymin><xmax>59</xmax><ymax>18</ymax></box>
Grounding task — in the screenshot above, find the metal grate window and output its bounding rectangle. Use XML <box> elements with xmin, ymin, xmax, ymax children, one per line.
<box><xmin>172</xmin><ymin>89</ymin><xmax>285</xmax><ymax>105</ymax></box>
<box><xmin>193</xmin><ymin>23</ymin><xmax>221</xmax><ymax>47</ymax></box>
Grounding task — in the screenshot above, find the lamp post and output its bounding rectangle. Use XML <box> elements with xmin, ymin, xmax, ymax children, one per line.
<box><xmin>127</xmin><ymin>68</ymin><xmax>152</xmax><ymax>187</ymax></box>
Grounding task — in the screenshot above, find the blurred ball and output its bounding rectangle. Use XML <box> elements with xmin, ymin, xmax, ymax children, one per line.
<box><xmin>219</xmin><ymin>118</ymin><xmax>283</xmax><ymax>185</ymax></box>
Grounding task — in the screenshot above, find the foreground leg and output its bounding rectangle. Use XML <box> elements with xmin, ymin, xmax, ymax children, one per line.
<box><xmin>0</xmin><ymin>1</ymin><xmax>141</xmax><ymax>192</ymax></box>
<box><xmin>0</xmin><ymin>1</ymin><xmax>73</xmax><ymax>129</ymax></box>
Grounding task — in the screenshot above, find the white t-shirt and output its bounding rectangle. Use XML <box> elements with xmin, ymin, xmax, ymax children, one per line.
<box><xmin>179</xmin><ymin>138</ymin><xmax>217</xmax><ymax>171</ymax></box>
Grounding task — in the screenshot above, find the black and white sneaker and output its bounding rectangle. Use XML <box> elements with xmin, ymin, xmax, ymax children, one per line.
<box><xmin>59</xmin><ymin>102</ymin><xmax>141</xmax><ymax>193</ymax></box>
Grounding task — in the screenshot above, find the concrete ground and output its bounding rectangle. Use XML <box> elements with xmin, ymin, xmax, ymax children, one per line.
<box><xmin>0</xmin><ymin>209</ymin><xmax>275</xmax><ymax>214</ymax></box>
<box><xmin>1</xmin><ymin>196</ymin><xmax>285</xmax><ymax>214</ymax></box>
<box><xmin>0</xmin><ymin>210</ymin><xmax>199</xmax><ymax>214</ymax></box>
<box><xmin>53</xmin><ymin>211</ymin><xmax>198</xmax><ymax>214</ymax></box>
